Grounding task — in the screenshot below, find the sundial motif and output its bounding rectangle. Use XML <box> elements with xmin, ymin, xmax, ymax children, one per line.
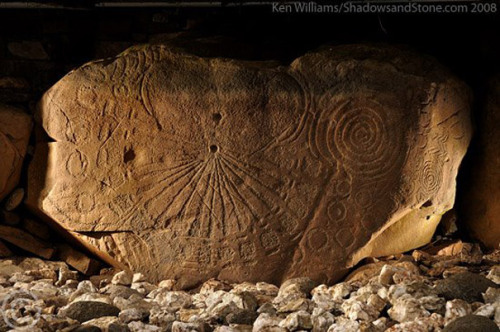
<box><xmin>27</xmin><ymin>44</ymin><xmax>471</xmax><ymax>287</ymax></box>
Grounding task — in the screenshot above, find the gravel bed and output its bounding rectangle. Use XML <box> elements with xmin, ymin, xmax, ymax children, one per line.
<box><xmin>0</xmin><ymin>240</ymin><xmax>499</xmax><ymax>332</ymax></box>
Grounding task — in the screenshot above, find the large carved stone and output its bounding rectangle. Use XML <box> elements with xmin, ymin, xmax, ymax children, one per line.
<box><xmin>461</xmin><ymin>76</ymin><xmax>500</xmax><ymax>248</ymax></box>
<box><xmin>27</xmin><ymin>44</ymin><xmax>471</xmax><ymax>287</ymax></box>
<box><xmin>0</xmin><ymin>104</ymin><xmax>32</xmax><ymax>201</ymax></box>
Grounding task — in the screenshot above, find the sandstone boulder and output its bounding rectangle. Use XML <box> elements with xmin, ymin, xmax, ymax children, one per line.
<box><xmin>0</xmin><ymin>104</ymin><xmax>32</xmax><ymax>201</ymax></box>
<box><xmin>27</xmin><ymin>44</ymin><xmax>471</xmax><ymax>287</ymax></box>
<box><xmin>462</xmin><ymin>76</ymin><xmax>500</xmax><ymax>248</ymax></box>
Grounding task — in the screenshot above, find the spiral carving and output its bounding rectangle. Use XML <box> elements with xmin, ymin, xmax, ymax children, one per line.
<box><xmin>313</xmin><ymin>97</ymin><xmax>405</xmax><ymax>180</ymax></box>
<box><xmin>419</xmin><ymin>159</ymin><xmax>442</xmax><ymax>197</ymax></box>
<box><xmin>334</xmin><ymin>104</ymin><xmax>402</xmax><ymax>177</ymax></box>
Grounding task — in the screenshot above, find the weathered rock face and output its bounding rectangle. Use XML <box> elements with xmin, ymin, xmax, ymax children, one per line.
<box><xmin>0</xmin><ymin>104</ymin><xmax>32</xmax><ymax>201</ymax></box>
<box><xmin>462</xmin><ymin>76</ymin><xmax>500</xmax><ymax>249</ymax></box>
<box><xmin>27</xmin><ymin>44</ymin><xmax>471</xmax><ymax>287</ymax></box>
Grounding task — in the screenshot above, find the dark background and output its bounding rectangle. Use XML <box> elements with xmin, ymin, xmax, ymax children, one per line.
<box><xmin>0</xmin><ymin>1</ymin><xmax>498</xmax><ymax>241</ymax></box>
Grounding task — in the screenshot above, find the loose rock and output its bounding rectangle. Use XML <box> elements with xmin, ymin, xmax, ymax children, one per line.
<box><xmin>60</xmin><ymin>301</ymin><xmax>121</xmax><ymax>323</ymax></box>
<box><xmin>435</xmin><ymin>272</ymin><xmax>498</xmax><ymax>302</ymax></box>
<box><xmin>443</xmin><ymin>314</ymin><xmax>500</xmax><ymax>332</ymax></box>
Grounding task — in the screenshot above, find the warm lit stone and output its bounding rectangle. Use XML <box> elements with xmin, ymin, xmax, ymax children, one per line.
<box><xmin>28</xmin><ymin>44</ymin><xmax>471</xmax><ymax>287</ymax></box>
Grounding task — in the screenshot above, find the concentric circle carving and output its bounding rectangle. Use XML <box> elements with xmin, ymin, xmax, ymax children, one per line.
<box><xmin>327</xmin><ymin>201</ymin><xmax>347</xmax><ymax>225</ymax></box>
<box><xmin>417</xmin><ymin>159</ymin><xmax>443</xmax><ymax>201</ymax></box>
<box><xmin>421</xmin><ymin>160</ymin><xmax>441</xmax><ymax>193</ymax></box>
<box><xmin>313</xmin><ymin>97</ymin><xmax>405</xmax><ymax>180</ymax></box>
<box><xmin>306</xmin><ymin>228</ymin><xmax>329</xmax><ymax>251</ymax></box>
<box><xmin>331</xmin><ymin>101</ymin><xmax>403</xmax><ymax>178</ymax></box>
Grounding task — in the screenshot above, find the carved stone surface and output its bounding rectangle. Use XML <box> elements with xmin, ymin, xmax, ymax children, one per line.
<box><xmin>0</xmin><ymin>104</ymin><xmax>32</xmax><ymax>201</ymax></box>
<box><xmin>27</xmin><ymin>44</ymin><xmax>471</xmax><ymax>287</ymax></box>
<box><xmin>462</xmin><ymin>76</ymin><xmax>500</xmax><ymax>248</ymax></box>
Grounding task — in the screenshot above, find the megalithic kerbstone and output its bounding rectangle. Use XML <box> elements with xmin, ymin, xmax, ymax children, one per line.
<box><xmin>27</xmin><ymin>44</ymin><xmax>472</xmax><ymax>288</ymax></box>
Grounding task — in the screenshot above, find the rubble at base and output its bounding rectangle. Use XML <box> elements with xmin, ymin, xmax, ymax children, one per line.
<box><xmin>0</xmin><ymin>240</ymin><xmax>499</xmax><ymax>332</ymax></box>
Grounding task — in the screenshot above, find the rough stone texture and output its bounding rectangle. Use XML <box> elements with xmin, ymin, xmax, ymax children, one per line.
<box><xmin>462</xmin><ymin>75</ymin><xmax>500</xmax><ymax>249</ymax></box>
<box><xmin>443</xmin><ymin>314</ymin><xmax>500</xmax><ymax>332</ymax></box>
<box><xmin>435</xmin><ymin>272</ymin><xmax>499</xmax><ymax>303</ymax></box>
<box><xmin>28</xmin><ymin>44</ymin><xmax>471</xmax><ymax>286</ymax></box>
<box><xmin>57</xmin><ymin>243</ymin><xmax>101</xmax><ymax>275</ymax></box>
<box><xmin>4</xmin><ymin>187</ymin><xmax>25</xmax><ymax>211</ymax></box>
<box><xmin>60</xmin><ymin>301</ymin><xmax>120</xmax><ymax>323</ymax></box>
<box><xmin>0</xmin><ymin>225</ymin><xmax>55</xmax><ymax>259</ymax></box>
<box><xmin>0</xmin><ymin>104</ymin><xmax>32</xmax><ymax>201</ymax></box>
<box><xmin>0</xmin><ymin>246</ymin><xmax>498</xmax><ymax>332</ymax></box>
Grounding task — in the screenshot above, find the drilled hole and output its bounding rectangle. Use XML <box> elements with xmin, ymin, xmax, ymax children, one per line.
<box><xmin>124</xmin><ymin>148</ymin><xmax>136</xmax><ymax>163</ymax></box>
<box><xmin>422</xmin><ymin>200</ymin><xmax>433</xmax><ymax>208</ymax></box>
<box><xmin>213</xmin><ymin>113</ymin><xmax>222</xmax><ymax>122</ymax></box>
